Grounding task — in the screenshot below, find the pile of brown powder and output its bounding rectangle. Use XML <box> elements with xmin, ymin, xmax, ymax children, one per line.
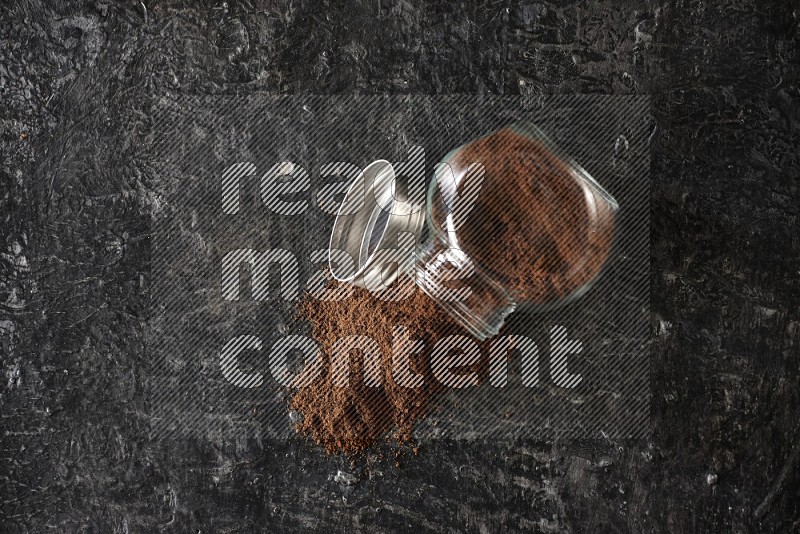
<box><xmin>290</xmin><ymin>286</ymin><xmax>466</xmax><ymax>455</ymax></box>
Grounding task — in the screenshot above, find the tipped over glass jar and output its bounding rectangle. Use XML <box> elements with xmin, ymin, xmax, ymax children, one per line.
<box><xmin>328</xmin><ymin>122</ymin><xmax>619</xmax><ymax>341</ymax></box>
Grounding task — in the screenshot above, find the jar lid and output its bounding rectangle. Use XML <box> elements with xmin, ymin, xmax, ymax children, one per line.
<box><xmin>328</xmin><ymin>160</ymin><xmax>426</xmax><ymax>289</ymax></box>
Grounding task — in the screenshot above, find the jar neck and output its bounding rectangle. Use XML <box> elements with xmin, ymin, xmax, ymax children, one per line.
<box><xmin>415</xmin><ymin>235</ymin><xmax>516</xmax><ymax>341</ymax></box>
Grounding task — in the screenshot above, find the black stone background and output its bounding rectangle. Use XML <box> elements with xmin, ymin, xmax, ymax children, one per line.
<box><xmin>0</xmin><ymin>0</ymin><xmax>798</xmax><ymax>532</ymax></box>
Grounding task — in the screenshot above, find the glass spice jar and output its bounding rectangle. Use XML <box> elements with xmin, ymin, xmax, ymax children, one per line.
<box><xmin>328</xmin><ymin>122</ymin><xmax>619</xmax><ymax>340</ymax></box>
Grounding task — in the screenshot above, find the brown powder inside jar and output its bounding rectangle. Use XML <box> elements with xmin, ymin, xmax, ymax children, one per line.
<box><xmin>290</xmin><ymin>286</ymin><xmax>466</xmax><ymax>455</ymax></box>
<box><xmin>449</xmin><ymin>126</ymin><xmax>616</xmax><ymax>304</ymax></box>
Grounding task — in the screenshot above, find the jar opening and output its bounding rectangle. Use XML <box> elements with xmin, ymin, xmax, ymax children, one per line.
<box><xmin>363</xmin><ymin>199</ymin><xmax>393</xmax><ymax>261</ymax></box>
<box><xmin>328</xmin><ymin>160</ymin><xmax>424</xmax><ymax>288</ymax></box>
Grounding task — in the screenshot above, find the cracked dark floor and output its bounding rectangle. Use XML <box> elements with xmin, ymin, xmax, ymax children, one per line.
<box><xmin>1</xmin><ymin>1</ymin><xmax>799</xmax><ymax>532</ymax></box>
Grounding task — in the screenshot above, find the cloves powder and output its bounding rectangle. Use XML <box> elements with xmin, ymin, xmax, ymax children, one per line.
<box><xmin>290</xmin><ymin>127</ymin><xmax>616</xmax><ymax>454</ymax></box>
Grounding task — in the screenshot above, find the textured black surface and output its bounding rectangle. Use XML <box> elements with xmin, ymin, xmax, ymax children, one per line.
<box><xmin>1</xmin><ymin>0</ymin><xmax>798</xmax><ymax>532</ymax></box>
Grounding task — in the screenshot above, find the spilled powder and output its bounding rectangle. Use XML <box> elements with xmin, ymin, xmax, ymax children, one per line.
<box><xmin>290</xmin><ymin>286</ymin><xmax>466</xmax><ymax>455</ymax></box>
